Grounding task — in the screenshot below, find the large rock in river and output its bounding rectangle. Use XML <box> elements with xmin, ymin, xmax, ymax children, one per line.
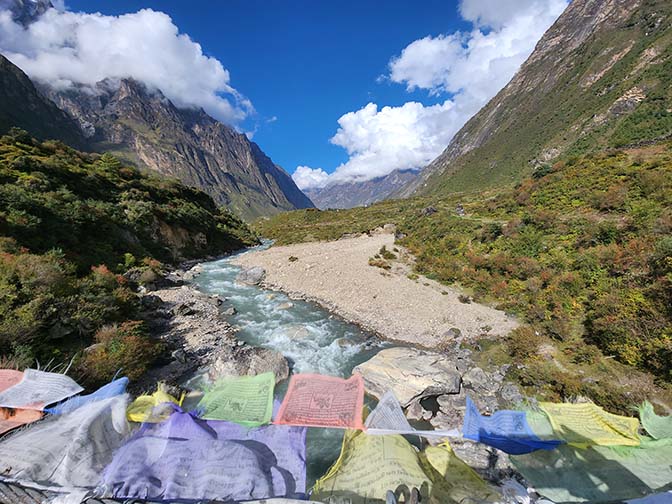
<box><xmin>209</xmin><ymin>345</ymin><xmax>289</xmax><ymax>384</ymax></box>
<box><xmin>354</xmin><ymin>347</ymin><xmax>461</xmax><ymax>406</ymax></box>
<box><xmin>235</xmin><ymin>266</ymin><xmax>266</xmax><ymax>285</ymax></box>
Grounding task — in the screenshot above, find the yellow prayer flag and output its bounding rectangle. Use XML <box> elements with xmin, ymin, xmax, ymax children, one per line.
<box><xmin>539</xmin><ymin>402</ymin><xmax>640</xmax><ymax>448</ymax></box>
<box><xmin>420</xmin><ymin>442</ymin><xmax>499</xmax><ymax>503</ymax></box>
<box><xmin>127</xmin><ymin>386</ymin><xmax>183</xmax><ymax>423</ymax></box>
<box><xmin>312</xmin><ymin>431</ymin><xmax>432</xmax><ymax>503</ymax></box>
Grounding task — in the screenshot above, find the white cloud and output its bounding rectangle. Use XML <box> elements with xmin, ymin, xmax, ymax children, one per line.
<box><xmin>389</xmin><ymin>0</ymin><xmax>568</xmax><ymax>97</ymax></box>
<box><xmin>292</xmin><ymin>165</ymin><xmax>330</xmax><ymax>190</ymax></box>
<box><xmin>296</xmin><ymin>0</ymin><xmax>567</xmax><ymax>188</ymax></box>
<box><xmin>0</xmin><ymin>6</ymin><xmax>252</xmax><ymax>123</ymax></box>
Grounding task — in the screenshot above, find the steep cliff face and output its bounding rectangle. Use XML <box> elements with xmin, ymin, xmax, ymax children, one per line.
<box><xmin>0</xmin><ymin>54</ymin><xmax>85</xmax><ymax>147</ymax></box>
<box><xmin>304</xmin><ymin>169</ymin><xmax>419</xmax><ymax>209</ymax></box>
<box><xmin>42</xmin><ymin>79</ymin><xmax>313</xmax><ymax>220</ymax></box>
<box><xmin>401</xmin><ymin>0</ymin><xmax>672</xmax><ymax>197</ymax></box>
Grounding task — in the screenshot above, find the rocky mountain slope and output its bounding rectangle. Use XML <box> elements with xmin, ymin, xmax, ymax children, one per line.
<box><xmin>400</xmin><ymin>0</ymin><xmax>672</xmax><ymax>197</ymax></box>
<box><xmin>304</xmin><ymin>169</ymin><xmax>418</xmax><ymax>209</ymax></box>
<box><xmin>40</xmin><ymin>79</ymin><xmax>313</xmax><ymax>220</ymax></box>
<box><xmin>0</xmin><ymin>54</ymin><xmax>85</xmax><ymax>147</ymax></box>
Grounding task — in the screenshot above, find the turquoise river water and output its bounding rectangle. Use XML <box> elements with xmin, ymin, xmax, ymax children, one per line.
<box><xmin>191</xmin><ymin>244</ymin><xmax>385</xmax><ymax>486</ymax></box>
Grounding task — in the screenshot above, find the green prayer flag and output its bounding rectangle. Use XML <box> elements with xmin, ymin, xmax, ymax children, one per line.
<box><xmin>197</xmin><ymin>372</ymin><xmax>275</xmax><ymax>427</ymax></box>
<box><xmin>639</xmin><ymin>401</ymin><xmax>672</xmax><ymax>440</ymax></box>
<box><xmin>512</xmin><ymin>437</ymin><xmax>672</xmax><ymax>503</ymax></box>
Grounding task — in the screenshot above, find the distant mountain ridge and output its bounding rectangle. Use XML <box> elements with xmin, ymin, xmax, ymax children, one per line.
<box><xmin>304</xmin><ymin>169</ymin><xmax>419</xmax><ymax>209</ymax></box>
<box><xmin>38</xmin><ymin>79</ymin><xmax>313</xmax><ymax>220</ymax></box>
<box><xmin>399</xmin><ymin>0</ymin><xmax>672</xmax><ymax>197</ymax></box>
<box><xmin>0</xmin><ymin>0</ymin><xmax>314</xmax><ymax>220</ymax></box>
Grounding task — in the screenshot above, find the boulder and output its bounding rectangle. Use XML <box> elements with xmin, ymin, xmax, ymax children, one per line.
<box><xmin>221</xmin><ymin>306</ymin><xmax>237</xmax><ymax>317</ymax></box>
<box><xmin>140</xmin><ymin>294</ymin><xmax>163</xmax><ymax>310</ymax></box>
<box><xmin>354</xmin><ymin>347</ymin><xmax>461</xmax><ymax>406</ymax></box>
<box><xmin>209</xmin><ymin>346</ymin><xmax>289</xmax><ymax>384</ymax></box>
<box><xmin>276</xmin><ymin>302</ymin><xmax>294</xmax><ymax>310</ymax></box>
<box><xmin>283</xmin><ymin>324</ymin><xmax>311</xmax><ymax>339</ymax></box>
<box><xmin>236</xmin><ymin>266</ymin><xmax>266</xmax><ymax>286</ymax></box>
<box><xmin>420</xmin><ymin>206</ymin><xmax>437</xmax><ymax>217</ymax></box>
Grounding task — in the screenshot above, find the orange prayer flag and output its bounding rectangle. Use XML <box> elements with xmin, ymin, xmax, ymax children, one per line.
<box><xmin>0</xmin><ymin>407</ymin><xmax>43</xmax><ymax>435</ymax></box>
<box><xmin>275</xmin><ymin>373</ymin><xmax>364</xmax><ymax>429</ymax></box>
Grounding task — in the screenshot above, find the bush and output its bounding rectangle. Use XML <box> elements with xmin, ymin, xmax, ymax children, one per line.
<box><xmin>78</xmin><ymin>320</ymin><xmax>162</xmax><ymax>386</ymax></box>
<box><xmin>507</xmin><ymin>327</ymin><xmax>544</xmax><ymax>360</ymax></box>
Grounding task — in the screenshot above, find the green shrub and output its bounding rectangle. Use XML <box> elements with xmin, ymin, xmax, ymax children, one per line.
<box><xmin>77</xmin><ymin>320</ymin><xmax>162</xmax><ymax>387</ymax></box>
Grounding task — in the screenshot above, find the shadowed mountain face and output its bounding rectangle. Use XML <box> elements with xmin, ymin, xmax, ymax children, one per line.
<box><xmin>304</xmin><ymin>169</ymin><xmax>419</xmax><ymax>209</ymax></box>
<box><xmin>399</xmin><ymin>0</ymin><xmax>672</xmax><ymax>198</ymax></box>
<box><xmin>40</xmin><ymin>79</ymin><xmax>313</xmax><ymax>220</ymax></box>
<box><xmin>0</xmin><ymin>54</ymin><xmax>85</xmax><ymax>147</ymax></box>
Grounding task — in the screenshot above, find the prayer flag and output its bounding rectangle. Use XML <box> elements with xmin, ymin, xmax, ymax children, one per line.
<box><xmin>0</xmin><ymin>369</ymin><xmax>83</xmax><ymax>410</ymax></box>
<box><xmin>126</xmin><ymin>385</ymin><xmax>183</xmax><ymax>423</ymax></box>
<box><xmin>512</xmin><ymin>437</ymin><xmax>672</xmax><ymax>503</ymax></box>
<box><xmin>275</xmin><ymin>373</ymin><xmax>364</xmax><ymax>429</ymax></box>
<box><xmin>638</xmin><ymin>401</ymin><xmax>672</xmax><ymax>440</ymax></box>
<box><xmin>0</xmin><ymin>369</ymin><xmax>23</xmax><ymax>392</ymax></box>
<box><xmin>312</xmin><ymin>430</ymin><xmax>431</xmax><ymax>503</ymax></box>
<box><xmin>46</xmin><ymin>377</ymin><xmax>128</xmax><ymax>415</ymax></box>
<box><xmin>420</xmin><ymin>442</ymin><xmax>499</xmax><ymax>503</ymax></box>
<box><xmin>197</xmin><ymin>372</ymin><xmax>275</xmax><ymax>427</ymax></box>
<box><xmin>100</xmin><ymin>408</ymin><xmax>307</xmax><ymax>502</ymax></box>
<box><xmin>539</xmin><ymin>401</ymin><xmax>640</xmax><ymax>448</ymax></box>
<box><xmin>462</xmin><ymin>397</ymin><xmax>562</xmax><ymax>454</ymax></box>
<box><xmin>0</xmin><ymin>395</ymin><xmax>129</xmax><ymax>490</ymax></box>
<box><xmin>0</xmin><ymin>407</ymin><xmax>42</xmax><ymax>435</ymax></box>
<box><xmin>365</xmin><ymin>390</ymin><xmax>460</xmax><ymax>438</ymax></box>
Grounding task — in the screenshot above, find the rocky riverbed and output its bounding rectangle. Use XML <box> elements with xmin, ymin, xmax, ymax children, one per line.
<box><xmin>134</xmin><ymin>269</ymin><xmax>289</xmax><ymax>393</ymax></box>
<box><xmin>136</xmin><ymin>255</ymin><xmax>531</xmax><ymax>488</ymax></box>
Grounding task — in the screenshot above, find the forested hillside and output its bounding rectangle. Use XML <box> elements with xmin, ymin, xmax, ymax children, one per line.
<box><xmin>0</xmin><ymin>129</ymin><xmax>257</xmax><ymax>383</ymax></box>
<box><xmin>256</xmin><ymin>142</ymin><xmax>672</xmax><ymax>412</ymax></box>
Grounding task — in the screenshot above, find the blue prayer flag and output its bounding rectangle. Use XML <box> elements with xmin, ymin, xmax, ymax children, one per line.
<box><xmin>45</xmin><ymin>377</ymin><xmax>129</xmax><ymax>415</ymax></box>
<box><xmin>462</xmin><ymin>396</ymin><xmax>562</xmax><ymax>454</ymax></box>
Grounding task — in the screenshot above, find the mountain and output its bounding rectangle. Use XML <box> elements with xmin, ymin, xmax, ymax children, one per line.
<box><xmin>0</xmin><ymin>54</ymin><xmax>85</xmax><ymax>147</ymax></box>
<box><xmin>0</xmin><ymin>0</ymin><xmax>51</xmax><ymax>25</ymax></box>
<box><xmin>304</xmin><ymin>169</ymin><xmax>419</xmax><ymax>209</ymax></box>
<box><xmin>401</xmin><ymin>0</ymin><xmax>672</xmax><ymax>197</ymax></box>
<box><xmin>39</xmin><ymin>79</ymin><xmax>313</xmax><ymax>220</ymax></box>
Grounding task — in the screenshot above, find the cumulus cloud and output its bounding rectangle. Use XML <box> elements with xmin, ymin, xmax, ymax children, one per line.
<box><xmin>0</xmin><ymin>6</ymin><xmax>252</xmax><ymax>123</ymax></box>
<box><xmin>295</xmin><ymin>0</ymin><xmax>567</xmax><ymax>189</ymax></box>
<box><xmin>389</xmin><ymin>0</ymin><xmax>568</xmax><ymax>96</ymax></box>
<box><xmin>292</xmin><ymin>165</ymin><xmax>330</xmax><ymax>190</ymax></box>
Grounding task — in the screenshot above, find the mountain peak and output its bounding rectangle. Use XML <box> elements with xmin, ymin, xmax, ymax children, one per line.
<box><xmin>0</xmin><ymin>0</ymin><xmax>53</xmax><ymax>26</ymax></box>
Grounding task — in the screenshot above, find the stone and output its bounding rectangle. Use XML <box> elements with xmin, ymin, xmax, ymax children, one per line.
<box><xmin>443</xmin><ymin>327</ymin><xmax>462</xmax><ymax>339</ymax></box>
<box><xmin>462</xmin><ymin>367</ymin><xmax>490</xmax><ymax>391</ymax></box>
<box><xmin>455</xmin><ymin>203</ymin><xmax>465</xmax><ymax>216</ymax></box>
<box><xmin>175</xmin><ymin>302</ymin><xmax>197</xmax><ymax>316</ymax></box>
<box><xmin>383</xmin><ymin>223</ymin><xmax>396</xmax><ymax>233</ymax></box>
<box><xmin>140</xmin><ymin>294</ymin><xmax>162</xmax><ymax>310</ymax></box>
<box><xmin>171</xmin><ymin>348</ymin><xmax>187</xmax><ymax>364</ymax></box>
<box><xmin>209</xmin><ymin>346</ymin><xmax>289</xmax><ymax>384</ymax></box>
<box><xmin>353</xmin><ymin>347</ymin><xmax>461</xmax><ymax>406</ymax></box>
<box><xmin>221</xmin><ymin>306</ymin><xmax>237</xmax><ymax>317</ymax></box>
<box><xmin>499</xmin><ymin>382</ymin><xmax>524</xmax><ymax>405</ymax></box>
<box><xmin>283</xmin><ymin>324</ymin><xmax>311</xmax><ymax>339</ymax></box>
<box><xmin>276</xmin><ymin>302</ymin><xmax>294</xmax><ymax>310</ymax></box>
<box><xmin>420</xmin><ymin>206</ymin><xmax>437</xmax><ymax>217</ymax></box>
<box><xmin>235</xmin><ymin>266</ymin><xmax>266</xmax><ymax>285</ymax></box>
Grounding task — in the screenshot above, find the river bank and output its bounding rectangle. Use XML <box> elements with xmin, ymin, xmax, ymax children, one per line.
<box><xmin>231</xmin><ymin>230</ymin><xmax>518</xmax><ymax>348</ymax></box>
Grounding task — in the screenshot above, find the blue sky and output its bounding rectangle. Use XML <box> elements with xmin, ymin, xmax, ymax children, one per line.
<box><xmin>64</xmin><ymin>0</ymin><xmax>470</xmax><ymax>175</ymax></box>
<box><xmin>1</xmin><ymin>0</ymin><xmax>567</xmax><ymax>188</ymax></box>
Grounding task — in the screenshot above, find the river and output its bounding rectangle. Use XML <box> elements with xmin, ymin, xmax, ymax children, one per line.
<box><xmin>190</xmin><ymin>244</ymin><xmax>386</xmax><ymax>486</ymax></box>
